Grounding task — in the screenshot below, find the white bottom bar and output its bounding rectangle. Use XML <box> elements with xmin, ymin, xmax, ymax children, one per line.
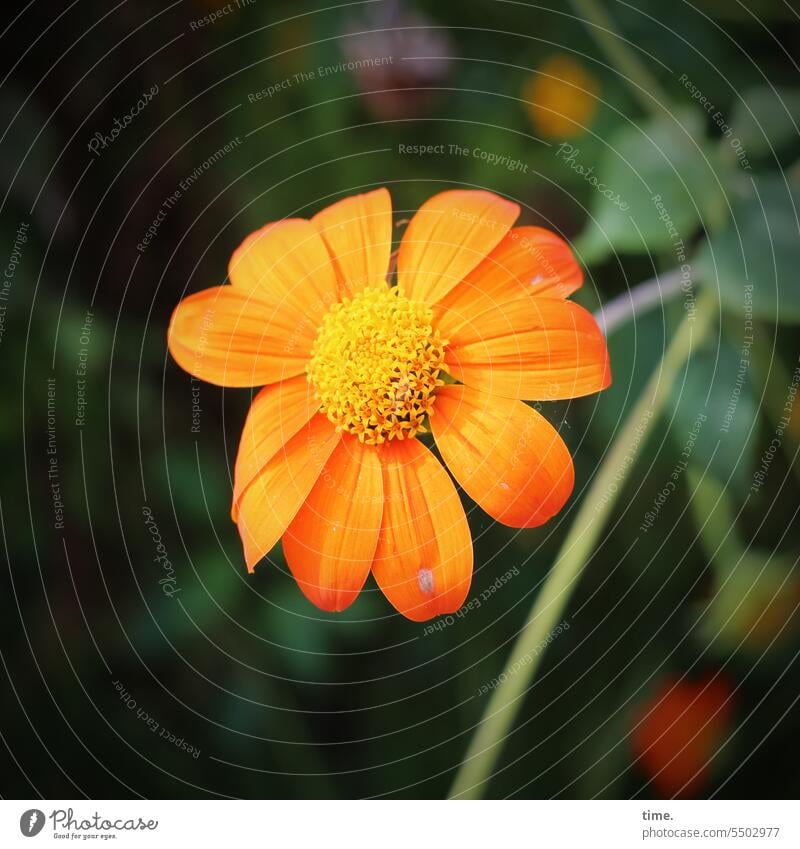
<box><xmin>4</xmin><ymin>800</ymin><xmax>797</xmax><ymax>848</ymax></box>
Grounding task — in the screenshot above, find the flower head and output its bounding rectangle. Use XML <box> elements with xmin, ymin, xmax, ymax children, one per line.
<box><xmin>631</xmin><ymin>674</ymin><xmax>735</xmax><ymax>798</ymax></box>
<box><xmin>168</xmin><ymin>188</ymin><xmax>610</xmax><ymax>620</ymax></box>
<box><xmin>307</xmin><ymin>285</ymin><xmax>446</xmax><ymax>444</ymax></box>
<box><xmin>524</xmin><ymin>55</ymin><xmax>599</xmax><ymax>139</ymax></box>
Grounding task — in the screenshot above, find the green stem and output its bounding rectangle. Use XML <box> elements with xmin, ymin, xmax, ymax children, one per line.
<box><xmin>593</xmin><ymin>267</ymin><xmax>684</xmax><ymax>336</ymax></box>
<box><xmin>569</xmin><ymin>0</ymin><xmax>668</xmax><ymax>119</ymax></box>
<box><xmin>449</xmin><ymin>291</ymin><xmax>717</xmax><ymax>799</ymax></box>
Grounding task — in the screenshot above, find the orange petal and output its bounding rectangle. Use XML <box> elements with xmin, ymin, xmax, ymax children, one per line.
<box><xmin>283</xmin><ymin>439</ymin><xmax>383</xmax><ymax>612</ymax></box>
<box><xmin>236</xmin><ymin>415</ymin><xmax>340</xmax><ymax>571</ymax></box>
<box><xmin>434</xmin><ymin>226</ymin><xmax>583</xmax><ymax>339</ymax></box>
<box><xmin>228</xmin><ymin>218</ymin><xmax>339</xmax><ymax>328</ymax></box>
<box><xmin>372</xmin><ymin>439</ymin><xmax>472</xmax><ymax>621</ymax></box>
<box><xmin>430</xmin><ymin>385</ymin><xmax>574</xmax><ymax>527</ymax></box>
<box><xmin>312</xmin><ymin>188</ymin><xmax>393</xmax><ymax>298</ymax></box>
<box><xmin>444</xmin><ymin>296</ymin><xmax>611</xmax><ymax>400</ymax></box>
<box><xmin>168</xmin><ymin>286</ymin><xmax>311</xmax><ymax>387</ymax></box>
<box><xmin>397</xmin><ymin>190</ymin><xmax>519</xmax><ymax>305</ymax></box>
<box><xmin>232</xmin><ymin>375</ymin><xmax>320</xmax><ymax>522</ymax></box>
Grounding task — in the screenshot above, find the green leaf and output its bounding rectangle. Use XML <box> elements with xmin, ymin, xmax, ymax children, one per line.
<box><xmin>696</xmin><ymin>175</ymin><xmax>800</xmax><ymax>323</ymax></box>
<box><xmin>686</xmin><ymin>468</ymin><xmax>800</xmax><ymax>656</ymax></box>
<box><xmin>731</xmin><ymin>86</ymin><xmax>800</xmax><ymax>157</ymax></box>
<box><xmin>694</xmin><ymin>548</ymin><xmax>800</xmax><ymax>657</ymax></box>
<box><xmin>686</xmin><ymin>467</ymin><xmax>745</xmax><ymax>564</ymax></box>
<box><xmin>573</xmin><ymin>111</ymin><xmax>726</xmax><ymax>263</ymax></box>
<box><xmin>129</xmin><ymin>553</ymin><xmax>245</xmax><ymax>656</ymax></box>
<box><xmin>671</xmin><ymin>341</ymin><xmax>758</xmax><ymax>498</ymax></box>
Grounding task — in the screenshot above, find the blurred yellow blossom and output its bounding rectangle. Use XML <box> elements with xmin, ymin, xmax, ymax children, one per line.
<box><xmin>523</xmin><ymin>55</ymin><xmax>599</xmax><ymax>139</ymax></box>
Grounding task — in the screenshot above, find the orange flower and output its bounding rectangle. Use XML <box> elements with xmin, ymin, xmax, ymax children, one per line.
<box><xmin>523</xmin><ymin>55</ymin><xmax>599</xmax><ymax>139</ymax></box>
<box><xmin>631</xmin><ymin>674</ymin><xmax>735</xmax><ymax>798</ymax></box>
<box><xmin>168</xmin><ymin>189</ymin><xmax>610</xmax><ymax>620</ymax></box>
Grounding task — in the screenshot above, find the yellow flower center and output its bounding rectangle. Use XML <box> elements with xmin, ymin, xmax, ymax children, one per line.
<box><xmin>307</xmin><ymin>286</ymin><xmax>446</xmax><ymax>445</ymax></box>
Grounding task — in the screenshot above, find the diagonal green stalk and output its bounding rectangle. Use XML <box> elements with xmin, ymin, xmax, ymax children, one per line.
<box><xmin>449</xmin><ymin>291</ymin><xmax>716</xmax><ymax>799</ymax></box>
<box><xmin>569</xmin><ymin>0</ymin><xmax>668</xmax><ymax>119</ymax></box>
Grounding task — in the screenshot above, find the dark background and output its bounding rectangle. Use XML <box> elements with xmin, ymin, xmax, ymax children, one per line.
<box><xmin>1</xmin><ymin>0</ymin><xmax>799</xmax><ymax>799</ymax></box>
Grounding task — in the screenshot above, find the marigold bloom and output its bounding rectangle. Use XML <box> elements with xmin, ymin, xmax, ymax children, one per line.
<box><xmin>168</xmin><ymin>188</ymin><xmax>610</xmax><ymax>620</ymax></box>
<box><xmin>524</xmin><ymin>55</ymin><xmax>599</xmax><ymax>139</ymax></box>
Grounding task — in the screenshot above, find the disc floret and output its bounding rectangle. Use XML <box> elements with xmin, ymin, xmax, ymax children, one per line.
<box><xmin>307</xmin><ymin>286</ymin><xmax>446</xmax><ymax>444</ymax></box>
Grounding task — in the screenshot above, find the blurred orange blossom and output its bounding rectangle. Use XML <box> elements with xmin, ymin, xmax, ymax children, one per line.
<box><xmin>631</xmin><ymin>674</ymin><xmax>735</xmax><ymax>798</ymax></box>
